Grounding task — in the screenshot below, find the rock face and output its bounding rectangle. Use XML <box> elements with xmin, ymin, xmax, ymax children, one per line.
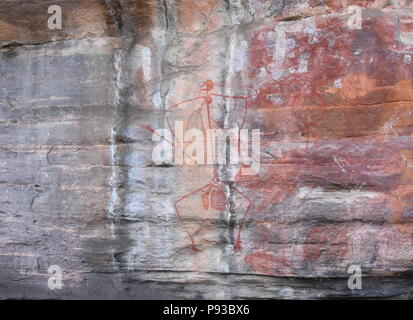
<box><xmin>1</xmin><ymin>0</ymin><xmax>413</xmax><ymax>299</ymax></box>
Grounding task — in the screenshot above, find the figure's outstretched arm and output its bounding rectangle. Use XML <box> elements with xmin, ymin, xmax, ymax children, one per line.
<box><xmin>140</xmin><ymin>124</ymin><xmax>176</xmax><ymax>147</ymax></box>
<box><xmin>165</xmin><ymin>96</ymin><xmax>210</xmax><ymax>159</ymax></box>
<box><xmin>166</xmin><ymin>96</ymin><xmax>207</xmax><ymax>111</ymax></box>
<box><xmin>210</xmin><ymin>93</ymin><xmax>258</xmax><ymax>100</ymax></box>
<box><xmin>210</xmin><ymin>91</ymin><xmax>258</xmax><ymax>129</ymax></box>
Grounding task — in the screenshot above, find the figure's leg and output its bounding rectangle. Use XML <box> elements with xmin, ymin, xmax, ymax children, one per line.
<box><xmin>174</xmin><ymin>183</ymin><xmax>212</xmax><ymax>251</ymax></box>
<box><xmin>232</xmin><ymin>186</ymin><xmax>252</xmax><ymax>251</ymax></box>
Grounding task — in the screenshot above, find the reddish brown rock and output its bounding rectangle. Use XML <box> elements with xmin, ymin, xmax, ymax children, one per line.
<box><xmin>1</xmin><ymin>0</ymin><xmax>413</xmax><ymax>299</ymax></box>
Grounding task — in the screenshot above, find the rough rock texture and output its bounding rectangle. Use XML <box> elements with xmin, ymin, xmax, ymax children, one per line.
<box><xmin>1</xmin><ymin>0</ymin><xmax>413</xmax><ymax>299</ymax></box>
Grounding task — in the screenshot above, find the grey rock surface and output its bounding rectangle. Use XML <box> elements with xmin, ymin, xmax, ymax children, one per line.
<box><xmin>1</xmin><ymin>0</ymin><xmax>413</xmax><ymax>299</ymax></box>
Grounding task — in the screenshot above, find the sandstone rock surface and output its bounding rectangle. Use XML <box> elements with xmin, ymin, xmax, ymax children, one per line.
<box><xmin>1</xmin><ymin>0</ymin><xmax>413</xmax><ymax>299</ymax></box>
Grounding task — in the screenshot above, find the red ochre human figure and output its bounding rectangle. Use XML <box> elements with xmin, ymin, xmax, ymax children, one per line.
<box><xmin>142</xmin><ymin>80</ymin><xmax>257</xmax><ymax>251</ymax></box>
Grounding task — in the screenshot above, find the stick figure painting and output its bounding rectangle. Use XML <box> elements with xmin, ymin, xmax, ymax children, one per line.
<box><xmin>142</xmin><ymin>80</ymin><xmax>259</xmax><ymax>251</ymax></box>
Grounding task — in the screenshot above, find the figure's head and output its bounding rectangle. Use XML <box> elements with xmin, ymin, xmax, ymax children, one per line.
<box><xmin>201</xmin><ymin>80</ymin><xmax>214</xmax><ymax>91</ymax></box>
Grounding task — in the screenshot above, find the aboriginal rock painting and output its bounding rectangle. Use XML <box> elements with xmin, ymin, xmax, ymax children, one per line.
<box><xmin>138</xmin><ymin>8</ymin><xmax>413</xmax><ymax>276</ymax></box>
<box><xmin>143</xmin><ymin>80</ymin><xmax>258</xmax><ymax>251</ymax></box>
